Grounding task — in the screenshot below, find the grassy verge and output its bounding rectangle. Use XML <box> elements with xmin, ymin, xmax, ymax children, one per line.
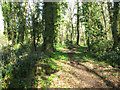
<box><xmin>1</xmin><ymin>43</ymin><xmax>120</xmax><ymax>88</ymax></box>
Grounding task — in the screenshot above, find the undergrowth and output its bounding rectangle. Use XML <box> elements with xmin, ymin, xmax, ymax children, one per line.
<box><xmin>1</xmin><ymin>43</ymin><xmax>120</xmax><ymax>88</ymax></box>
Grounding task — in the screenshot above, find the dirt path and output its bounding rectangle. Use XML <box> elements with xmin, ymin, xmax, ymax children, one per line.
<box><xmin>37</xmin><ymin>46</ymin><xmax>119</xmax><ymax>88</ymax></box>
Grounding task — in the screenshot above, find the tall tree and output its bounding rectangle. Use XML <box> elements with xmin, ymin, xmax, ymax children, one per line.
<box><xmin>101</xmin><ymin>2</ymin><xmax>107</xmax><ymax>40</ymax></box>
<box><xmin>108</xmin><ymin>2</ymin><xmax>119</xmax><ymax>50</ymax></box>
<box><xmin>0</xmin><ymin>2</ymin><xmax>4</xmax><ymax>35</ymax></box>
<box><xmin>42</xmin><ymin>2</ymin><xmax>59</xmax><ymax>53</ymax></box>
<box><xmin>31</xmin><ymin>2</ymin><xmax>43</xmax><ymax>51</ymax></box>
<box><xmin>82</xmin><ymin>2</ymin><xmax>90</xmax><ymax>51</ymax></box>
<box><xmin>76</xmin><ymin>1</ymin><xmax>80</xmax><ymax>45</ymax></box>
<box><xmin>2</xmin><ymin>2</ymin><xmax>11</xmax><ymax>41</ymax></box>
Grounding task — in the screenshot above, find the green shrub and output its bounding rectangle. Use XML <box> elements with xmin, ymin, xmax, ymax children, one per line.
<box><xmin>102</xmin><ymin>51</ymin><xmax>120</xmax><ymax>67</ymax></box>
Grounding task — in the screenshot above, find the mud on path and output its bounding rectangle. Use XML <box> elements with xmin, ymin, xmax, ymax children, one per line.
<box><xmin>37</xmin><ymin>46</ymin><xmax>120</xmax><ymax>88</ymax></box>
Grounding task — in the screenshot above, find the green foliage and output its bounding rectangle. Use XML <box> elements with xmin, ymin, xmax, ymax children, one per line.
<box><xmin>1</xmin><ymin>42</ymin><xmax>61</xmax><ymax>88</ymax></box>
<box><xmin>1</xmin><ymin>1</ymin><xmax>120</xmax><ymax>88</ymax></box>
<box><xmin>55</xmin><ymin>43</ymin><xmax>67</xmax><ymax>49</ymax></box>
<box><xmin>101</xmin><ymin>51</ymin><xmax>120</xmax><ymax>67</ymax></box>
<box><xmin>82</xmin><ymin>2</ymin><xmax>110</xmax><ymax>53</ymax></box>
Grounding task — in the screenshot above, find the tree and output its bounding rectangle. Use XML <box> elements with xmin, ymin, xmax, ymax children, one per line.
<box><xmin>82</xmin><ymin>2</ymin><xmax>90</xmax><ymax>51</ymax></box>
<box><xmin>17</xmin><ymin>3</ymin><xmax>26</xmax><ymax>44</ymax></box>
<box><xmin>76</xmin><ymin>0</ymin><xmax>80</xmax><ymax>45</ymax></box>
<box><xmin>82</xmin><ymin>2</ymin><xmax>105</xmax><ymax>52</ymax></box>
<box><xmin>2</xmin><ymin>2</ymin><xmax>11</xmax><ymax>42</ymax></box>
<box><xmin>31</xmin><ymin>3</ymin><xmax>41</xmax><ymax>51</ymax></box>
<box><xmin>42</xmin><ymin>2</ymin><xmax>60</xmax><ymax>53</ymax></box>
<box><xmin>108</xmin><ymin>2</ymin><xmax>119</xmax><ymax>50</ymax></box>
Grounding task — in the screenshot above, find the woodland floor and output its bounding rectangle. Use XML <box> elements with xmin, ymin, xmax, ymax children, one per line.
<box><xmin>2</xmin><ymin>44</ymin><xmax>120</xmax><ymax>88</ymax></box>
<box><xmin>36</xmin><ymin>45</ymin><xmax>119</xmax><ymax>88</ymax></box>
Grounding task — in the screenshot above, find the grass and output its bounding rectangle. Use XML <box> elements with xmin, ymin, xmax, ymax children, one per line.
<box><xmin>1</xmin><ymin>43</ymin><xmax>120</xmax><ymax>88</ymax></box>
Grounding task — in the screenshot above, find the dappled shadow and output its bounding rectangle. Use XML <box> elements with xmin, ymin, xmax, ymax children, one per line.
<box><xmin>69</xmin><ymin>62</ymin><xmax>118</xmax><ymax>88</ymax></box>
<box><xmin>58</xmin><ymin>45</ymin><xmax>119</xmax><ymax>88</ymax></box>
<box><xmin>2</xmin><ymin>44</ymin><xmax>59</xmax><ymax>88</ymax></box>
<box><xmin>67</xmin><ymin>44</ymin><xmax>88</xmax><ymax>53</ymax></box>
<box><xmin>7</xmin><ymin>53</ymin><xmax>37</xmax><ymax>88</ymax></box>
<box><xmin>34</xmin><ymin>60</ymin><xmax>59</xmax><ymax>76</ymax></box>
<box><xmin>2</xmin><ymin>43</ymin><xmax>119</xmax><ymax>88</ymax></box>
<box><xmin>67</xmin><ymin>44</ymin><xmax>119</xmax><ymax>68</ymax></box>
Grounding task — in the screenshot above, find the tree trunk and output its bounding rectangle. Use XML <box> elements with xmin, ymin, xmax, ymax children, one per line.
<box><xmin>33</xmin><ymin>22</ymin><xmax>36</xmax><ymax>51</ymax></box>
<box><xmin>118</xmin><ymin>9</ymin><xmax>120</xmax><ymax>42</ymax></box>
<box><xmin>108</xmin><ymin>2</ymin><xmax>119</xmax><ymax>50</ymax></box>
<box><xmin>32</xmin><ymin>13</ymin><xmax>37</xmax><ymax>51</ymax></box>
<box><xmin>71</xmin><ymin>23</ymin><xmax>74</xmax><ymax>44</ymax></box>
<box><xmin>42</xmin><ymin>2</ymin><xmax>58</xmax><ymax>53</ymax></box>
<box><xmin>82</xmin><ymin>2</ymin><xmax>90</xmax><ymax>51</ymax></box>
<box><xmin>76</xmin><ymin>1</ymin><xmax>80</xmax><ymax>45</ymax></box>
<box><xmin>101</xmin><ymin>3</ymin><xmax>107</xmax><ymax>40</ymax></box>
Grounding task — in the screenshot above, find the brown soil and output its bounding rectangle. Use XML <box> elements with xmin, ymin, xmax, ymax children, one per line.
<box><xmin>37</xmin><ymin>46</ymin><xmax>120</xmax><ymax>88</ymax></box>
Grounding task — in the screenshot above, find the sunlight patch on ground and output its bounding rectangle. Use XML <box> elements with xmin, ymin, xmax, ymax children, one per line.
<box><xmin>52</xmin><ymin>60</ymin><xmax>108</xmax><ymax>88</ymax></box>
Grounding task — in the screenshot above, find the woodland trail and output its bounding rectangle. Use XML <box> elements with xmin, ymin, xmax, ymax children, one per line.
<box><xmin>43</xmin><ymin>46</ymin><xmax>119</xmax><ymax>88</ymax></box>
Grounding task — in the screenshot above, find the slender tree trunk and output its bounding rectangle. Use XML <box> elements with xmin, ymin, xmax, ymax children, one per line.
<box><xmin>101</xmin><ymin>3</ymin><xmax>107</xmax><ymax>40</ymax></box>
<box><xmin>7</xmin><ymin>17</ymin><xmax>11</xmax><ymax>40</ymax></box>
<box><xmin>33</xmin><ymin>28</ymin><xmax>36</xmax><ymax>51</ymax></box>
<box><xmin>32</xmin><ymin>13</ymin><xmax>37</xmax><ymax>51</ymax></box>
<box><xmin>33</xmin><ymin>20</ymin><xmax>36</xmax><ymax>51</ymax></box>
<box><xmin>108</xmin><ymin>2</ymin><xmax>119</xmax><ymax>50</ymax></box>
<box><xmin>21</xmin><ymin>9</ymin><xmax>26</xmax><ymax>44</ymax></box>
<box><xmin>112</xmin><ymin>3</ymin><xmax>119</xmax><ymax>50</ymax></box>
<box><xmin>10</xmin><ymin>3</ymin><xmax>13</xmax><ymax>44</ymax></box>
<box><xmin>62</xmin><ymin>30</ymin><xmax>64</xmax><ymax>45</ymax></box>
<box><xmin>10</xmin><ymin>3</ymin><xmax>15</xmax><ymax>45</ymax></box>
<box><xmin>118</xmin><ymin>10</ymin><xmax>120</xmax><ymax>42</ymax></box>
<box><xmin>13</xmin><ymin>8</ymin><xmax>17</xmax><ymax>45</ymax></box>
<box><xmin>82</xmin><ymin>2</ymin><xmax>90</xmax><ymax>50</ymax></box>
<box><xmin>109</xmin><ymin>2</ymin><xmax>119</xmax><ymax>50</ymax></box>
<box><xmin>76</xmin><ymin>1</ymin><xmax>80</xmax><ymax>45</ymax></box>
<box><xmin>71</xmin><ymin>23</ymin><xmax>74</xmax><ymax>44</ymax></box>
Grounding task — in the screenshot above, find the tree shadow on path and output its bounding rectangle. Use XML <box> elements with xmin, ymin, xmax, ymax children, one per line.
<box><xmin>61</xmin><ymin>45</ymin><xmax>119</xmax><ymax>88</ymax></box>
